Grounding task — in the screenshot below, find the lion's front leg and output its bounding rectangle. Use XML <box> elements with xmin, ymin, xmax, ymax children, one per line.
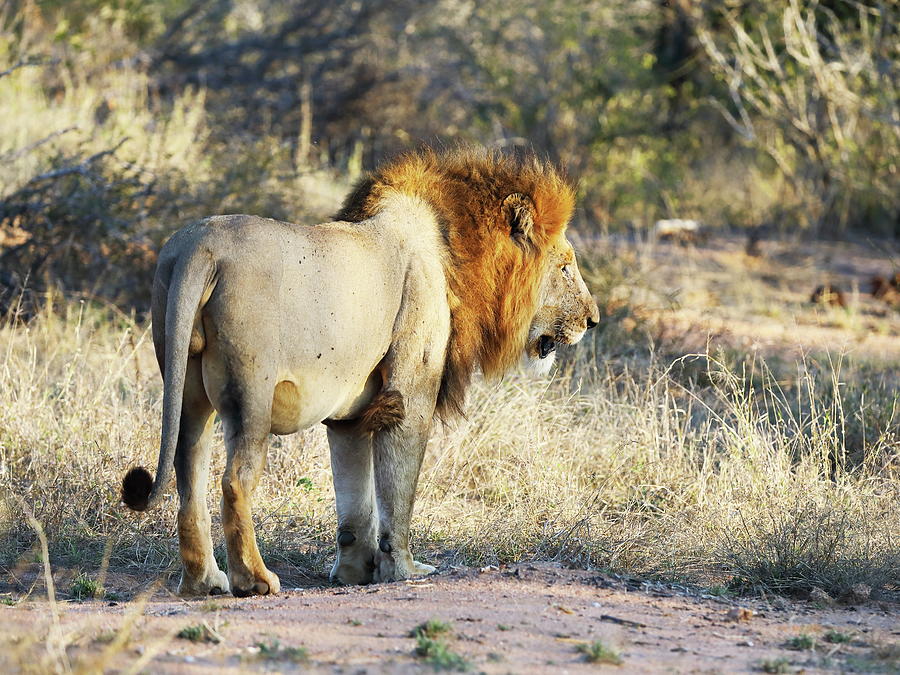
<box><xmin>368</xmin><ymin>262</ymin><xmax>448</xmax><ymax>583</ymax></box>
<box><xmin>371</xmin><ymin>415</ymin><xmax>436</xmax><ymax>583</ymax></box>
<box><xmin>326</xmin><ymin>425</ymin><xmax>378</xmax><ymax>585</ymax></box>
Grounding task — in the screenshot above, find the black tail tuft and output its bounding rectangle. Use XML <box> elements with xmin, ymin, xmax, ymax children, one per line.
<box><xmin>122</xmin><ymin>467</ymin><xmax>153</xmax><ymax>511</ymax></box>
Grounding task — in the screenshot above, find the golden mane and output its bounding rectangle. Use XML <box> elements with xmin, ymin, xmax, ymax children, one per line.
<box><xmin>335</xmin><ymin>147</ymin><xmax>575</xmax><ymax>417</ymax></box>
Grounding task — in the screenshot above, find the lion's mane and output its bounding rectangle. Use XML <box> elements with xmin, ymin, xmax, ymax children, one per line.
<box><xmin>335</xmin><ymin>147</ymin><xmax>576</xmax><ymax>417</ymax></box>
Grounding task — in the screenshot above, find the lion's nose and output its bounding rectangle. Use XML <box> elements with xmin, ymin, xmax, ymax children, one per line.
<box><xmin>586</xmin><ymin>316</ymin><xmax>598</xmax><ymax>330</ymax></box>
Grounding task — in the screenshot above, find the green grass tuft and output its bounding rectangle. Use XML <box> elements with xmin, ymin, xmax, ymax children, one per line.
<box><xmin>823</xmin><ymin>629</ymin><xmax>852</xmax><ymax>644</ymax></box>
<box><xmin>785</xmin><ymin>634</ymin><xmax>816</xmax><ymax>650</ymax></box>
<box><xmin>576</xmin><ymin>641</ymin><xmax>623</xmax><ymax>665</ymax></box>
<box><xmin>411</xmin><ymin>619</ymin><xmax>454</xmax><ymax>639</ymax></box>
<box><xmin>70</xmin><ymin>574</ymin><xmax>104</xmax><ymax>600</ymax></box>
<box><xmin>760</xmin><ymin>657</ymin><xmax>793</xmax><ymax>673</ymax></box>
<box><xmin>414</xmin><ymin>635</ymin><xmax>470</xmax><ymax>671</ymax></box>
<box><xmin>256</xmin><ymin>639</ymin><xmax>308</xmax><ymax>663</ymax></box>
<box><xmin>177</xmin><ymin>622</ymin><xmax>222</xmax><ymax>644</ymax></box>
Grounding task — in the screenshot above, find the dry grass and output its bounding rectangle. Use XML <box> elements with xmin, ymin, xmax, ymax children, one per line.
<box><xmin>0</xmin><ymin>10</ymin><xmax>350</xmax><ymax>214</ymax></box>
<box><xmin>1</xmin><ymin>13</ymin><xmax>898</xmax><ymax>591</ymax></box>
<box><xmin>0</xmin><ymin>265</ymin><xmax>897</xmax><ymax>600</ymax></box>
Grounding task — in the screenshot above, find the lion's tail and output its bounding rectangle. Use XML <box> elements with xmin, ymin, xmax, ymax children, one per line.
<box><xmin>122</xmin><ymin>250</ymin><xmax>214</xmax><ymax>512</ymax></box>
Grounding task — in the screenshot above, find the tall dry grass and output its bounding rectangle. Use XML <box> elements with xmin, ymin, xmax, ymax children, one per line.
<box><xmin>0</xmin><ymin>10</ymin><xmax>210</xmax><ymax>206</ymax></box>
<box><xmin>0</xmin><ymin>291</ymin><xmax>897</xmax><ymax>599</ymax></box>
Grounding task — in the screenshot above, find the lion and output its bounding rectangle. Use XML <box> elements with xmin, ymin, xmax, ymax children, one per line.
<box><xmin>121</xmin><ymin>147</ymin><xmax>599</xmax><ymax>597</ymax></box>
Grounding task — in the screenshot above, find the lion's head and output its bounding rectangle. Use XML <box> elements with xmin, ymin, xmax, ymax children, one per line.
<box><xmin>523</xmin><ymin>234</ymin><xmax>599</xmax><ymax>375</ymax></box>
<box><xmin>336</xmin><ymin>146</ymin><xmax>599</xmax><ymax>414</ymax></box>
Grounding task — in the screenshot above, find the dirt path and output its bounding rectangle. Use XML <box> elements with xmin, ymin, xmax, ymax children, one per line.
<box><xmin>2</xmin><ymin>564</ymin><xmax>898</xmax><ymax>673</ymax></box>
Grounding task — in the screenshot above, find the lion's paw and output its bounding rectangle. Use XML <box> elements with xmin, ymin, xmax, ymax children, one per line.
<box><xmin>229</xmin><ymin>567</ymin><xmax>280</xmax><ymax>597</ymax></box>
<box><xmin>330</xmin><ymin>554</ymin><xmax>375</xmax><ymax>586</ymax></box>
<box><xmin>178</xmin><ymin>568</ymin><xmax>230</xmax><ymax>598</ymax></box>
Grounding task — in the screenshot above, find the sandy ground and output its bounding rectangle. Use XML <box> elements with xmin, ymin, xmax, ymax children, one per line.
<box><xmin>2</xmin><ymin>564</ymin><xmax>898</xmax><ymax>674</ymax></box>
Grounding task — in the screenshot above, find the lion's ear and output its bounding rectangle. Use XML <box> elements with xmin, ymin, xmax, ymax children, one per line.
<box><xmin>502</xmin><ymin>193</ymin><xmax>536</xmax><ymax>247</ymax></box>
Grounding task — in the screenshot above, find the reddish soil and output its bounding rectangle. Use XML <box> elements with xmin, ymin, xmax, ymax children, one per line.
<box><xmin>2</xmin><ymin>564</ymin><xmax>898</xmax><ymax>673</ymax></box>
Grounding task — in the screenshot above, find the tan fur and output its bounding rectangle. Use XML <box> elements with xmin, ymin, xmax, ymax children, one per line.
<box><xmin>122</xmin><ymin>146</ymin><xmax>598</xmax><ymax>597</ymax></box>
<box><xmin>221</xmin><ymin>463</ymin><xmax>280</xmax><ymax>596</ymax></box>
<box><xmin>871</xmin><ymin>275</ymin><xmax>900</xmax><ymax>307</ymax></box>
<box><xmin>270</xmin><ymin>381</ymin><xmax>302</xmax><ymax>435</ymax></box>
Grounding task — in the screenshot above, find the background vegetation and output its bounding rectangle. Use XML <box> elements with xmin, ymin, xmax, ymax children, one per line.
<box><xmin>1</xmin><ymin>0</ymin><xmax>898</xmax><ymax>309</ymax></box>
<box><xmin>0</xmin><ymin>0</ymin><xmax>898</xmax><ymax>603</ymax></box>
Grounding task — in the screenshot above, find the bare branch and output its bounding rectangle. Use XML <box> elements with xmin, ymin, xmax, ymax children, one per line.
<box><xmin>0</xmin><ymin>57</ymin><xmax>45</xmax><ymax>79</ymax></box>
<box><xmin>0</xmin><ymin>127</ymin><xmax>78</xmax><ymax>162</ymax></box>
<box><xmin>21</xmin><ymin>139</ymin><xmax>129</xmax><ymax>186</ymax></box>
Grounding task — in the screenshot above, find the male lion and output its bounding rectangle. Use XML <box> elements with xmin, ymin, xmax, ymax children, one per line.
<box><xmin>122</xmin><ymin>148</ymin><xmax>599</xmax><ymax>597</ymax></box>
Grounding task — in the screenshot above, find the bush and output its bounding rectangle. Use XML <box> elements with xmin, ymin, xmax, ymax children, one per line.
<box><xmin>0</xmin><ymin>146</ymin><xmax>160</xmax><ymax>311</ymax></box>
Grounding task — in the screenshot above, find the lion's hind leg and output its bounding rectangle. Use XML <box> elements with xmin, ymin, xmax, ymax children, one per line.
<box><xmin>219</xmin><ymin>391</ymin><xmax>281</xmax><ymax>597</ymax></box>
<box><xmin>175</xmin><ymin>359</ymin><xmax>229</xmax><ymax>597</ymax></box>
<box><xmin>326</xmin><ymin>425</ymin><xmax>378</xmax><ymax>585</ymax></box>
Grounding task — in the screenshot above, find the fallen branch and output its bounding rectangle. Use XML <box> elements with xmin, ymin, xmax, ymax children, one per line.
<box><xmin>22</xmin><ymin>139</ymin><xmax>129</xmax><ymax>185</ymax></box>
<box><xmin>597</xmin><ymin>614</ymin><xmax>647</xmax><ymax>629</ymax></box>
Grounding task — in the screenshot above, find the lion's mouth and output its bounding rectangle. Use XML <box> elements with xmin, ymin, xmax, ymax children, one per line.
<box><xmin>538</xmin><ymin>335</ymin><xmax>557</xmax><ymax>359</ymax></box>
